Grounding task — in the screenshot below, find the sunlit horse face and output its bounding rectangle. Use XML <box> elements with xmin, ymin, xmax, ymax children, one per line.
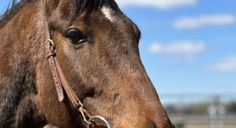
<box><xmin>35</xmin><ymin>0</ymin><xmax>174</xmax><ymax>128</ymax></box>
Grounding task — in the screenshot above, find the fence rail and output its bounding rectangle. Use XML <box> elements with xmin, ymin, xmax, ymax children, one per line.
<box><xmin>161</xmin><ymin>93</ymin><xmax>236</xmax><ymax>128</ymax></box>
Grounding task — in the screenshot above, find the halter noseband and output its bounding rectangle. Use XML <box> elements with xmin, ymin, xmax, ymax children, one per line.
<box><xmin>43</xmin><ymin>1</ymin><xmax>111</xmax><ymax>128</ymax></box>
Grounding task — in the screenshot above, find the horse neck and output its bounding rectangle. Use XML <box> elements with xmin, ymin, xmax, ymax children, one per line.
<box><xmin>0</xmin><ymin>1</ymin><xmax>45</xmax><ymax>73</ymax></box>
<box><xmin>0</xmin><ymin>2</ymin><xmax>49</xmax><ymax>126</ymax></box>
<box><xmin>0</xmin><ymin>1</ymin><xmax>48</xmax><ymax>93</ymax></box>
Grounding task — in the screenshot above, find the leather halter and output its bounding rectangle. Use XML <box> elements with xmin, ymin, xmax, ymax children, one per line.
<box><xmin>45</xmin><ymin>39</ymin><xmax>81</xmax><ymax>106</ymax></box>
<box><xmin>42</xmin><ymin>1</ymin><xmax>111</xmax><ymax>127</ymax></box>
<box><xmin>44</xmin><ymin>27</ymin><xmax>112</xmax><ymax>128</ymax></box>
<box><xmin>44</xmin><ymin>22</ymin><xmax>93</xmax><ymax>125</ymax></box>
<box><xmin>45</xmin><ymin>38</ymin><xmax>95</xmax><ymax>125</ymax></box>
<box><xmin>42</xmin><ymin>0</ymin><xmax>92</xmax><ymax>125</ymax></box>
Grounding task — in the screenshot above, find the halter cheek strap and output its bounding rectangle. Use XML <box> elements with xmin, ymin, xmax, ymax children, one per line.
<box><xmin>42</xmin><ymin>0</ymin><xmax>92</xmax><ymax>125</ymax></box>
<box><xmin>45</xmin><ymin>38</ymin><xmax>93</xmax><ymax>125</ymax></box>
<box><xmin>43</xmin><ymin>0</ymin><xmax>81</xmax><ymax>110</ymax></box>
<box><xmin>45</xmin><ymin>39</ymin><xmax>64</xmax><ymax>102</ymax></box>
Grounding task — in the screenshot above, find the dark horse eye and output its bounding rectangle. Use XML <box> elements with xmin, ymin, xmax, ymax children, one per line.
<box><xmin>65</xmin><ymin>28</ymin><xmax>87</xmax><ymax>45</ymax></box>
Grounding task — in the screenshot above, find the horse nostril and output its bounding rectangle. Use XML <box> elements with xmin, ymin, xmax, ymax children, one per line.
<box><xmin>145</xmin><ymin>122</ymin><xmax>157</xmax><ymax>128</ymax></box>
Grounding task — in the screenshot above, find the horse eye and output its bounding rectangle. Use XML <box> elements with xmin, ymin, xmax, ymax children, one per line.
<box><xmin>65</xmin><ymin>28</ymin><xmax>87</xmax><ymax>45</ymax></box>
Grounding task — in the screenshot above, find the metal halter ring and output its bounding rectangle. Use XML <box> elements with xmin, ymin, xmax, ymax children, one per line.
<box><xmin>87</xmin><ymin>115</ymin><xmax>112</xmax><ymax>128</ymax></box>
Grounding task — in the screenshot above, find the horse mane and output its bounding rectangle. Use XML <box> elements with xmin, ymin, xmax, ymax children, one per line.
<box><xmin>0</xmin><ymin>0</ymin><xmax>118</xmax><ymax>29</ymax></box>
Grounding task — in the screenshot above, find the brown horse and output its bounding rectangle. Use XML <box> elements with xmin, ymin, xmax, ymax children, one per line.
<box><xmin>0</xmin><ymin>0</ymin><xmax>174</xmax><ymax>128</ymax></box>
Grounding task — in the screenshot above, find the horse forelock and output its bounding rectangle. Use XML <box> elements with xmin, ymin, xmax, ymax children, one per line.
<box><xmin>76</xmin><ymin>0</ymin><xmax>118</xmax><ymax>13</ymax></box>
<box><xmin>0</xmin><ymin>0</ymin><xmax>118</xmax><ymax>28</ymax></box>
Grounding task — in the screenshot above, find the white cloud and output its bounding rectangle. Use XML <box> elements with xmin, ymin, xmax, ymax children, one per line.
<box><xmin>149</xmin><ymin>41</ymin><xmax>206</xmax><ymax>56</ymax></box>
<box><xmin>116</xmin><ymin>0</ymin><xmax>197</xmax><ymax>10</ymax></box>
<box><xmin>174</xmin><ymin>14</ymin><xmax>236</xmax><ymax>29</ymax></box>
<box><xmin>209</xmin><ymin>57</ymin><xmax>236</xmax><ymax>72</ymax></box>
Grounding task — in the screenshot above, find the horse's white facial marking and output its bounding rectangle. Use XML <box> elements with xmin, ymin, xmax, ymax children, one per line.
<box><xmin>101</xmin><ymin>7</ymin><xmax>114</xmax><ymax>22</ymax></box>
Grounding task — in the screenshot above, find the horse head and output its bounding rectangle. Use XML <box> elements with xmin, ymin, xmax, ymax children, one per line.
<box><xmin>0</xmin><ymin>0</ymin><xmax>174</xmax><ymax>128</ymax></box>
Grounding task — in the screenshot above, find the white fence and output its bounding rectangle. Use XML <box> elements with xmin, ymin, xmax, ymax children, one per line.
<box><xmin>160</xmin><ymin>93</ymin><xmax>236</xmax><ymax>128</ymax></box>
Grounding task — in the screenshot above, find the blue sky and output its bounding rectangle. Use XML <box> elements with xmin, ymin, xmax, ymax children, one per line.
<box><xmin>0</xmin><ymin>0</ymin><xmax>236</xmax><ymax>96</ymax></box>
<box><xmin>116</xmin><ymin>0</ymin><xmax>236</xmax><ymax>95</ymax></box>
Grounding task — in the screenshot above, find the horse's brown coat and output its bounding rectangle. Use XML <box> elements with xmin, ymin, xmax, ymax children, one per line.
<box><xmin>0</xmin><ymin>0</ymin><xmax>174</xmax><ymax>128</ymax></box>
